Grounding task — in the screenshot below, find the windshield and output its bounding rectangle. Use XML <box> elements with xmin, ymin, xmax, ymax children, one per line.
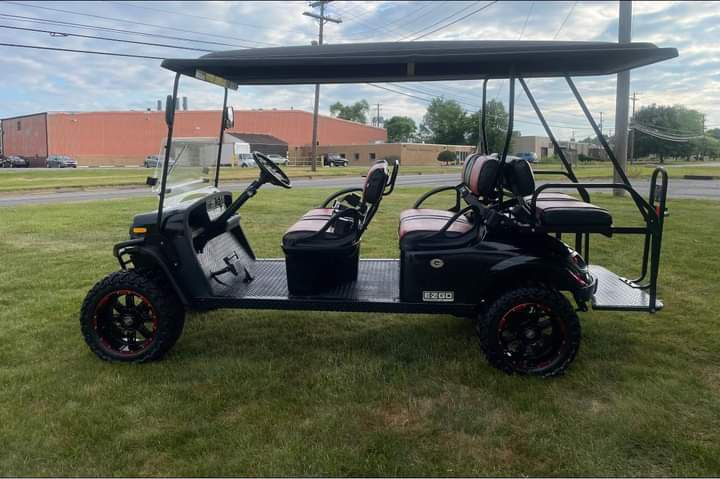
<box><xmin>152</xmin><ymin>138</ymin><xmax>220</xmax><ymax>208</ymax></box>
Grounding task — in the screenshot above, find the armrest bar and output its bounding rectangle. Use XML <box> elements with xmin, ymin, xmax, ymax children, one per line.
<box><xmin>320</xmin><ymin>187</ymin><xmax>363</xmax><ymax>208</ymax></box>
<box><xmin>413</xmin><ymin>184</ymin><xmax>462</xmax><ymax>211</ymax></box>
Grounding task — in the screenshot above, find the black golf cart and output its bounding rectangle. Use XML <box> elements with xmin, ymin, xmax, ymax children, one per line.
<box><xmin>80</xmin><ymin>41</ymin><xmax>677</xmax><ymax>377</ymax></box>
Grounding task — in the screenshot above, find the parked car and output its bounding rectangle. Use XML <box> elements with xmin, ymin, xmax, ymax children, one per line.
<box><xmin>46</xmin><ymin>155</ymin><xmax>77</xmax><ymax>168</ymax></box>
<box><xmin>144</xmin><ymin>155</ymin><xmax>161</xmax><ymax>168</ymax></box>
<box><xmin>267</xmin><ymin>154</ymin><xmax>289</xmax><ymax>165</ymax></box>
<box><xmin>237</xmin><ymin>153</ymin><xmax>256</xmax><ymax>168</ymax></box>
<box><xmin>324</xmin><ymin>153</ymin><xmax>348</xmax><ymax>167</ymax></box>
<box><xmin>517</xmin><ymin>152</ymin><xmax>539</xmax><ymax>163</ymax></box>
<box><xmin>2</xmin><ymin>155</ymin><xmax>29</xmax><ymax>168</ymax></box>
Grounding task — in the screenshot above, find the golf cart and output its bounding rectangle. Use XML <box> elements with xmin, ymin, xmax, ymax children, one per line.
<box><xmin>80</xmin><ymin>41</ymin><xmax>677</xmax><ymax>377</ymax></box>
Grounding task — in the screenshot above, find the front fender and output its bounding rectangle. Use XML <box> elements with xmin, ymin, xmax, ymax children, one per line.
<box><xmin>114</xmin><ymin>240</ymin><xmax>190</xmax><ymax>306</ymax></box>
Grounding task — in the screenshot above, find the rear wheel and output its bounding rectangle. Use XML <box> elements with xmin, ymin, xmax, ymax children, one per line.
<box><xmin>477</xmin><ymin>286</ymin><xmax>580</xmax><ymax>377</ymax></box>
<box><xmin>80</xmin><ymin>270</ymin><xmax>185</xmax><ymax>363</ymax></box>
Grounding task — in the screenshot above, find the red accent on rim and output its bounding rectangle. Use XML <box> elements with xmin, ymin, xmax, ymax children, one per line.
<box><xmin>497</xmin><ymin>302</ymin><xmax>568</xmax><ymax>371</ymax></box>
<box><xmin>93</xmin><ymin>289</ymin><xmax>159</xmax><ymax>357</ymax></box>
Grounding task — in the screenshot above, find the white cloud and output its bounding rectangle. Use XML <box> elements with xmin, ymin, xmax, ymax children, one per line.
<box><xmin>0</xmin><ymin>0</ymin><xmax>717</xmax><ymax>139</ymax></box>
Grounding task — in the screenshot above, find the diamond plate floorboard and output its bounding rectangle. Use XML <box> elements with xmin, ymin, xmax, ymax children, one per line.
<box><xmin>590</xmin><ymin>264</ymin><xmax>663</xmax><ymax>311</ymax></box>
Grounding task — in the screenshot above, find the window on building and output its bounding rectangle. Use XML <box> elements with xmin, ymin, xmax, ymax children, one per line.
<box><xmin>17</xmin><ymin>121</ymin><xmax>21</xmax><ymax>131</ymax></box>
<box><xmin>369</xmin><ymin>152</ymin><xmax>376</xmax><ymax>161</ymax></box>
<box><xmin>353</xmin><ymin>153</ymin><xmax>360</xmax><ymax>160</ymax></box>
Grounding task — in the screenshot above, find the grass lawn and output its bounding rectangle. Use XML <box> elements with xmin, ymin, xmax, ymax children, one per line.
<box><xmin>1</xmin><ymin>160</ymin><xmax>718</xmax><ymax>193</ymax></box>
<box><xmin>0</xmin><ymin>186</ymin><xmax>719</xmax><ymax>476</ymax></box>
<box><xmin>0</xmin><ymin>166</ymin><xmax>451</xmax><ymax>193</ymax></box>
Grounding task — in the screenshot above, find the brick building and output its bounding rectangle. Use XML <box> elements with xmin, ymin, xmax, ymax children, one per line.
<box><xmin>1</xmin><ymin>109</ymin><xmax>386</xmax><ymax>166</ymax></box>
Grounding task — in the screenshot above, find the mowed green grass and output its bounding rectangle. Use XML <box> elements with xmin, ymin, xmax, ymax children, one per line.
<box><xmin>0</xmin><ymin>187</ymin><xmax>719</xmax><ymax>476</ymax></box>
<box><xmin>1</xmin><ymin>161</ymin><xmax>718</xmax><ymax>193</ymax></box>
<box><xmin>0</xmin><ymin>166</ymin><xmax>453</xmax><ymax>193</ymax></box>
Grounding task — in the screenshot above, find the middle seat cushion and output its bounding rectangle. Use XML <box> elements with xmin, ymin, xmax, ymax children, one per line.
<box><xmin>399</xmin><ymin>208</ymin><xmax>473</xmax><ymax>240</ymax></box>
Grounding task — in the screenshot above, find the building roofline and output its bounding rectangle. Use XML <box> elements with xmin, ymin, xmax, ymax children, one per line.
<box><xmin>1</xmin><ymin>112</ymin><xmax>48</xmax><ymax>121</ymax></box>
<box><xmin>31</xmin><ymin>108</ymin><xmax>385</xmax><ymax>132</ymax></box>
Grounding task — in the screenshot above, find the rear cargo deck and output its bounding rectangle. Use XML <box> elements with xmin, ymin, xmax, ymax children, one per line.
<box><xmin>589</xmin><ymin>265</ymin><xmax>663</xmax><ymax>311</ymax></box>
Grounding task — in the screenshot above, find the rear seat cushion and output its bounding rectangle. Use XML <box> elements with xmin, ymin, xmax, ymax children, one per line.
<box><xmin>399</xmin><ymin>209</ymin><xmax>473</xmax><ymax>240</ymax></box>
<box><xmin>524</xmin><ymin>192</ymin><xmax>578</xmax><ymax>202</ymax></box>
<box><xmin>534</xmin><ymin>199</ymin><xmax>612</xmax><ymax>228</ymax></box>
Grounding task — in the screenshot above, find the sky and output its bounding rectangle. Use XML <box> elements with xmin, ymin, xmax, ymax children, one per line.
<box><xmin>0</xmin><ymin>0</ymin><xmax>718</xmax><ymax>141</ymax></box>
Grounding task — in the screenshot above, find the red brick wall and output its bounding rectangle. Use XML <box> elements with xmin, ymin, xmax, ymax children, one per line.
<box><xmin>41</xmin><ymin>109</ymin><xmax>386</xmax><ymax>166</ymax></box>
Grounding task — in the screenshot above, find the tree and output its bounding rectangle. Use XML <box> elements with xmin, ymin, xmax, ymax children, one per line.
<box><xmin>329</xmin><ymin>100</ymin><xmax>370</xmax><ymax>124</ymax></box>
<box><xmin>420</xmin><ymin>98</ymin><xmax>468</xmax><ymax>145</ymax></box>
<box><xmin>384</xmin><ymin>116</ymin><xmax>417</xmax><ymax>142</ymax></box>
<box><xmin>465</xmin><ymin>99</ymin><xmax>509</xmax><ymax>153</ymax></box>
<box><xmin>437</xmin><ymin>150</ymin><xmax>457</xmax><ymax>165</ymax></box>
<box><xmin>633</xmin><ymin>104</ymin><xmax>704</xmax><ymax>162</ymax></box>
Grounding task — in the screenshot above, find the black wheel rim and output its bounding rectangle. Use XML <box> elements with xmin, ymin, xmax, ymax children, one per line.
<box><xmin>497</xmin><ymin>302</ymin><xmax>567</xmax><ymax>374</ymax></box>
<box><xmin>92</xmin><ymin>290</ymin><xmax>159</xmax><ymax>357</ymax></box>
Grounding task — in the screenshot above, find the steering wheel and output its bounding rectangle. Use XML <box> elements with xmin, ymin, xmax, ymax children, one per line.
<box><xmin>253</xmin><ymin>151</ymin><xmax>291</xmax><ymax>189</ymax></box>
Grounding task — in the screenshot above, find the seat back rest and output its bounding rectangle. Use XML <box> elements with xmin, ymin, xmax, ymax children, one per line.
<box><xmin>466</xmin><ymin>155</ymin><xmax>501</xmax><ymax>200</ymax></box>
<box><xmin>363</xmin><ymin>160</ymin><xmax>389</xmax><ymax>204</ymax></box>
<box><xmin>504</xmin><ymin>158</ymin><xmax>535</xmax><ymax>197</ymax></box>
<box><xmin>462</xmin><ymin>153</ymin><xmax>481</xmax><ymax>186</ymax></box>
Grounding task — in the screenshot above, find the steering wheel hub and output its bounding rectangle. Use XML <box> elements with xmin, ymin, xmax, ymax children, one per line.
<box><xmin>253</xmin><ymin>152</ymin><xmax>292</xmax><ymax>189</ymax></box>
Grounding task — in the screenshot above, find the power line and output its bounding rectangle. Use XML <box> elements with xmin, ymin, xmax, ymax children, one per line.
<box><xmin>3</xmin><ymin>1</ymin><xmax>276</xmax><ymax>47</ymax></box>
<box><xmin>343</xmin><ymin>1</ymin><xmax>442</xmax><ymax>39</ymax></box>
<box><xmin>367</xmin><ymin>83</ymin><xmax>593</xmax><ymax>130</ymax></box>
<box><xmin>109</xmin><ymin>0</ymin><xmax>293</xmax><ymax>38</ymax></box>
<box><xmin>0</xmin><ymin>41</ymin><xmax>163</xmax><ymax>59</ymax></box>
<box><xmin>0</xmin><ymin>24</ymin><xmax>213</xmax><ymax>53</ymax></box>
<box><xmin>399</xmin><ymin>1</ymin><xmax>479</xmax><ymax>40</ymax></box>
<box><xmin>410</xmin><ymin>0</ymin><xmax>498</xmax><ymax>40</ymax></box>
<box><xmin>552</xmin><ymin>1</ymin><xmax>578</xmax><ymax>40</ymax></box>
<box><xmin>0</xmin><ymin>12</ymin><xmax>250</xmax><ymax>49</ymax></box>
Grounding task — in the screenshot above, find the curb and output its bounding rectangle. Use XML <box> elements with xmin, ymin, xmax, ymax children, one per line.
<box><xmin>683</xmin><ymin>175</ymin><xmax>719</xmax><ymax>180</ymax></box>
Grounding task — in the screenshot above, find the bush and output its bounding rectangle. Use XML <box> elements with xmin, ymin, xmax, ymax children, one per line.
<box><xmin>437</xmin><ymin>150</ymin><xmax>457</xmax><ymax>165</ymax></box>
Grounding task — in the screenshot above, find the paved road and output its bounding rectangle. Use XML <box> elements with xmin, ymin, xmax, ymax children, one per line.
<box><xmin>1</xmin><ymin>173</ymin><xmax>718</xmax><ymax>207</ymax></box>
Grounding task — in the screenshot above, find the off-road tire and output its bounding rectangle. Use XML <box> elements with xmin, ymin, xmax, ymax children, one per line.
<box><xmin>477</xmin><ymin>286</ymin><xmax>580</xmax><ymax>377</ymax></box>
<box><xmin>80</xmin><ymin>270</ymin><xmax>185</xmax><ymax>363</ymax></box>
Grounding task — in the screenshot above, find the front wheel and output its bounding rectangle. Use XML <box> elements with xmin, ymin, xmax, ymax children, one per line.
<box><xmin>80</xmin><ymin>270</ymin><xmax>185</xmax><ymax>363</ymax></box>
<box><xmin>477</xmin><ymin>286</ymin><xmax>580</xmax><ymax>377</ymax></box>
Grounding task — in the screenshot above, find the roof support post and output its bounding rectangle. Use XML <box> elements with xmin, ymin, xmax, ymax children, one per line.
<box><xmin>157</xmin><ymin>72</ymin><xmax>181</xmax><ymax>227</ymax></box>
<box><xmin>479</xmin><ymin>78</ymin><xmax>488</xmax><ymax>154</ymax></box>
<box><xmin>214</xmin><ymin>87</ymin><xmax>228</xmax><ymax>187</ymax></box>
<box><xmin>565</xmin><ymin>76</ymin><xmax>632</xmax><ymax>188</ymax></box>
<box><xmin>519</xmin><ymin>78</ymin><xmax>590</xmax><ymax>203</ymax></box>
<box><xmin>500</xmin><ymin>76</ymin><xmax>514</xmax><ymax>166</ymax></box>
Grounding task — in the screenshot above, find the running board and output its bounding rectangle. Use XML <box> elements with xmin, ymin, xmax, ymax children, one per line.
<box><xmin>589</xmin><ymin>265</ymin><xmax>663</xmax><ymax>312</ymax></box>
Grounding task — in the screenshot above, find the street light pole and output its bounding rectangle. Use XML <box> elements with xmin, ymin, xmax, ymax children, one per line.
<box><xmin>613</xmin><ymin>0</ymin><xmax>632</xmax><ymax>196</ymax></box>
<box><xmin>303</xmin><ymin>1</ymin><xmax>341</xmax><ymax>171</ymax></box>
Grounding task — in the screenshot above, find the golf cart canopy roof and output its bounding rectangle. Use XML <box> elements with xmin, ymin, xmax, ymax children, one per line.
<box><xmin>161</xmin><ymin>40</ymin><xmax>678</xmax><ymax>86</ymax></box>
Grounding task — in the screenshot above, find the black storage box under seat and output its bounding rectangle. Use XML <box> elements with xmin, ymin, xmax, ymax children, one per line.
<box><xmin>284</xmin><ymin>242</ymin><xmax>360</xmax><ymax>295</ymax></box>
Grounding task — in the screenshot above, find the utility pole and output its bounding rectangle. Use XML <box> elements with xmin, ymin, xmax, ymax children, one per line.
<box><xmin>613</xmin><ymin>0</ymin><xmax>632</xmax><ymax>196</ymax></box>
<box><xmin>702</xmin><ymin>113</ymin><xmax>706</xmax><ymax>160</ymax></box>
<box><xmin>599</xmin><ymin>111</ymin><xmax>603</xmax><ymax>137</ymax></box>
<box><xmin>629</xmin><ymin>91</ymin><xmax>638</xmax><ymax>163</ymax></box>
<box><xmin>304</xmin><ymin>1</ymin><xmax>341</xmax><ymax>171</ymax></box>
<box><xmin>374</xmin><ymin>103</ymin><xmax>382</xmax><ymax>127</ymax></box>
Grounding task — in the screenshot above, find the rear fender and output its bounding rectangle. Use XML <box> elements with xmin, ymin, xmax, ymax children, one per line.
<box><xmin>482</xmin><ymin>255</ymin><xmax>579</xmax><ymax>301</ymax></box>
